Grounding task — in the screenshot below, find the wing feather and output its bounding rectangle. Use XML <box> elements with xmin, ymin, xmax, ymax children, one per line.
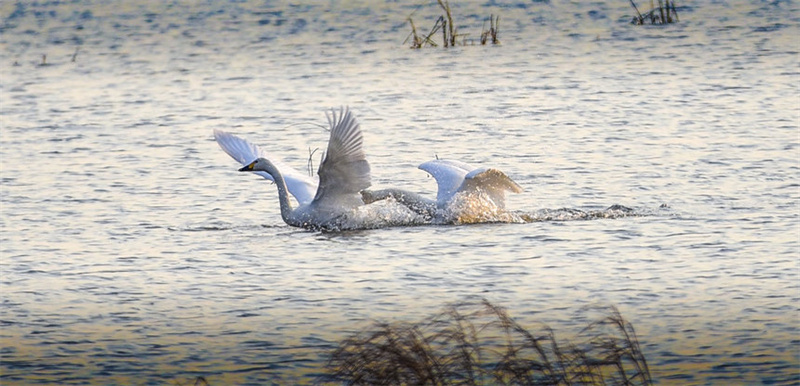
<box><xmin>419</xmin><ymin>159</ymin><xmax>523</xmax><ymax>208</ymax></box>
<box><xmin>418</xmin><ymin>159</ymin><xmax>474</xmax><ymax>203</ymax></box>
<box><xmin>213</xmin><ymin>129</ymin><xmax>318</xmax><ymax>205</ymax></box>
<box><xmin>459</xmin><ymin>168</ymin><xmax>524</xmax><ymax>208</ymax></box>
<box><xmin>313</xmin><ymin>107</ymin><xmax>371</xmax><ymax>207</ymax></box>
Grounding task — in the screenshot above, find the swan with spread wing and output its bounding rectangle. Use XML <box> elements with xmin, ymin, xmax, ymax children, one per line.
<box><xmin>362</xmin><ymin>159</ymin><xmax>524</xmax><ymax>224</ymax></box>
<box><xmin>217</xmin><ymin>107</ymin><xmax>371</xmax><ymax>229</ymax></box>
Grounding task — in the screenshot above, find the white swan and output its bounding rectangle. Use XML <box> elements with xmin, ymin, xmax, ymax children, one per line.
<box><xmin>362</xmin><ymin>159</ymin><xmax>524</xmax><ymax>224</ymax></box>
<box><xmin>235</xmin><ymin>107</ymin><xmax>371</xmax><ymax>229</ymax></box>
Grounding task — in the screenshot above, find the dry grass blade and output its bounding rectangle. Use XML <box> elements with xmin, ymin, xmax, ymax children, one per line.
<box><xmin>436</xmin><ymin>0</ymin><xmax>456</xmax><ymax>47</ymax></box>
<box><xmin>481</xmin><ymin>15</ymin><xmax>500</xmax><ymax>45</ymax></box>
<box><xmin>405</xmin><ymin>17</ymin><xmax>423</xmax><ymax>48</ymax></box>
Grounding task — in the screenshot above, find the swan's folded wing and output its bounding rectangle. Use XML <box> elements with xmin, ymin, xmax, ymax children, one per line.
<box><xmin>313</xmin><ymin>107</ymin><xmax>371</xmax><ymax>207</ymax></box>
<box><xmin>418</xmin><ymin>159</ymin><xmax>474</xmax><ymax>203</ymax></box>
<box><xmin>213</xmin><ymin>129</ymin><xmax>317</xmax><ymax>205</ymax></box>
<box><xmin>459</xmin><ymin>167</ymin><xmax>524</xmax><ymax>208</ymax></box>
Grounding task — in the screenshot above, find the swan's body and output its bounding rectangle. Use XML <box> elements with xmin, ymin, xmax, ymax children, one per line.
<box><xmin>362</xmin><ymin>159</ymin><xmax>524</xmax><ymax>224</ymax></box>
<box><xmin>237</xmin><ymin>107</ymin><xmax>371</xmax><ymax>229</ymax></box>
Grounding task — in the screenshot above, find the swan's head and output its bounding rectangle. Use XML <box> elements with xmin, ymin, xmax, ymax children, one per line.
<box><xmin>239</xmin><ymin>158</ymin><xmax>279</xmax><ymax>175</ymax></box>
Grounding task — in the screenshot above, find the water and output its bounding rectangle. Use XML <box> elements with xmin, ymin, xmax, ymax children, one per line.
<box><xmin>1</xmin><ymin>0</ymin><xmax>798</xmax><ymax>384</ymax></box>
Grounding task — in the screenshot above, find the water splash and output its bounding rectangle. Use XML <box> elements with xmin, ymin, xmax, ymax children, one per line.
<box><xmin>437</xmin><ymin>190</ymin><xmax>526</xmax><ymax>225</ymax></box>
<box><xmin>518</xmin><ymin>204</ymin><xmax>660</xmax><ymax>223</ymax></box>
<box><xmin>321</xmin><ymin>198</ymin><xmax>430</xmax><ymax>231</ymax></box>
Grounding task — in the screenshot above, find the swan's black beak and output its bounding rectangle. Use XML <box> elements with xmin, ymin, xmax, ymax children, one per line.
<box><xmin>239</xmin><ymin>161</ymin><xmax>256</xmax><ymax>172</ymax></box>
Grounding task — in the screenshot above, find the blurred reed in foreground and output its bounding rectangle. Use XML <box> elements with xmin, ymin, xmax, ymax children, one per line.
<box><xmin>325</xmin><ymin>299</ymin><xmax>651</xmax><ymax>385</ymax></box>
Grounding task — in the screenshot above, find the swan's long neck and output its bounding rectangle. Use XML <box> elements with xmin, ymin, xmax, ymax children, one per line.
<box><xmin>265</xmin><ymin>163</ymin><xmax>298</xmax><ymax>226</ymax></box>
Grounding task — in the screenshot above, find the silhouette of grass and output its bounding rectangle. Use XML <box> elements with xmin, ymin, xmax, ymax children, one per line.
<box><xmin>404</xmin><ymin>1</ymin><xmax>499</xmax><ymax>48</ymax></box>
<box><xmin>325</xmin><ymin>299</ymin><xmax>651</xmax><ymax>385</ymax></box>
<box><xmin>480</xmin><ymin>15</ymin><xmax>500</xmax><ymax>45</ymax></box>
<box><xmin>630</xmin><ymin>0</ymin><xmax>679</xmax><ymax>25</ymax></box>
<box><xmin>172</xmin><ymin>376</ymin><xmax>209</xmax><ymax>386</ymax></box>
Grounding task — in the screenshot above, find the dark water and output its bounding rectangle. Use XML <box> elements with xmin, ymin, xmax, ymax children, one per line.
<box><xmin>1</xmin><ymin>1</ymin><xmax>799</xmax><ymax>384</ymax></box>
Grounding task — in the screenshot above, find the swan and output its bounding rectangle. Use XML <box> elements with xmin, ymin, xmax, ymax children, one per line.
<box><xmin>362</xmin><ymin>159</ymin><xmax>524</xmax><ymax>224</ymax></box>
<box><xmin>236</xmin><ymin>107</ymin><xmax>371</xmax><ymax>229</ymax></box>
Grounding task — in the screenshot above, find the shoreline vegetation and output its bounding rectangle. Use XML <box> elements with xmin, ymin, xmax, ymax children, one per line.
<box><xmin>405</xmin><ymin>0</ymin><xmax>499</xmax><ymax>49</ymax></box>
<box><xmin>325</xmin><ymin>299</ymin><xmax>652</xmax><ymax>385</ymax></box>
<box><xmin>403</xmin><ymin>0</ymin><xmax>681</xmax><ymax>49</ymax></box>
<box><xmin>629</xmin><ymin>0</ymin><xmax>679</xmax><ymax>25</ymax></box>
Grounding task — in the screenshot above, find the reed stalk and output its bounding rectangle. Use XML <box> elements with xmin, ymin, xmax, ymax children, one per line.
<box><xmin>406</xmin><ymin>17</ymin><xmax>422</xmax><ymax>49</ymax></box>
<box><xmin>437</xmin><ymin>0</ymin><xmax>456</xmax><ymax>47</ymax></box>
<box><xmin>630</xmin><ymin>0</ymin><xmax>679</xmax><ymax>25</ymax></box>
<box><xmin>406</xmin><ymin>0</ymin><xmax>498</xmax><ymax>48</ymax></box>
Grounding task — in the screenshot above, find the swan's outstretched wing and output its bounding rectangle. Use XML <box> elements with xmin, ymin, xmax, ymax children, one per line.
<box><xmin>313</xmin><ymin>107</ymin><xmax>371</xmax><ymax>208</ymax></box>
<box><xmin>420</xmin><ymin>159</ymin><xmax>523</xmax><ymax>208</ymax></box>
<box><xmin>459</xmin><ymin>168</ymin><xmax>524</xmax><ymax>209</ymax></box>
<box><xmin>213</xmin><ymin>129</ymin><xmax>317</xmax><ymax>205</ymax></box>
<box><xmin>418</xmin><ymin>159</ymin><xmax>474</xmax><ymax>203</ymax></box>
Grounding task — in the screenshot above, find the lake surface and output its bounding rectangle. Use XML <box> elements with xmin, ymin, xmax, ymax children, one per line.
<box><xmin>1</xmin><ymin>0</ymin><xmax>798</xmax><ymax>384</ymax></box>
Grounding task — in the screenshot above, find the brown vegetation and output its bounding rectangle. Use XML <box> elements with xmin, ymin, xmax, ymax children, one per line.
<box><xmin>630</xmin><ymin>0</ymin><xmax>679</xmax><ymax>25</ymax></box>
<box><xmin>405</xmin><ymin>1</ymin><xmax>499</xmax><ymax>49</ymax></box>
<box><xmin>325</xmin><ymin>299</ymin><xmax>652</xmax><ymax>385</ymax></box>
